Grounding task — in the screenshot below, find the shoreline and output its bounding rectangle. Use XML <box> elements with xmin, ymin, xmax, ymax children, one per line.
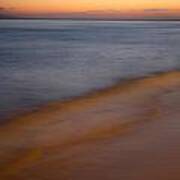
<box><xmin>1</xmin><ymin>69</ymin><xmax>179</xmax><ymax>125</ymax></box>
<box><xmin>0</xmin><ymin>70</ymin><xmax>180</xmax><ymax>179</ymax></box>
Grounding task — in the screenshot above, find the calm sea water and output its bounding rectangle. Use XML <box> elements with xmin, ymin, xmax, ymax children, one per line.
<box><xmin>0</xmin><ymin>20</ymin><xmax>180</xmax><ymax>119</ymax></box>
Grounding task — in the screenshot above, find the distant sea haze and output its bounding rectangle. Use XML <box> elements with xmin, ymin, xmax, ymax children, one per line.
<box><xmin>0</xmin><ymin>20</ymin><xmax>180</xmax><ymax>120</ymax></box>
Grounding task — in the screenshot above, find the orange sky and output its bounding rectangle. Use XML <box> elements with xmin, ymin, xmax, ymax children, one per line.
<box><xmin>1</xmin><ymin>0</ymin><xmax>180</xmax><ymax>19</ymax></box>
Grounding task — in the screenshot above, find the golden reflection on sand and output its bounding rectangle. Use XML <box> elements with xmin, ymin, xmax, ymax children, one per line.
<box><xmin>0</xmin><ymin>71</ymin><xmax>180</xmax><ymax>180</ymax></box>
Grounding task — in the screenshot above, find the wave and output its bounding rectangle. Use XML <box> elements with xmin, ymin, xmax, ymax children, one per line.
<box><xmin>0</xmin><ymin>70</ymin><xmax>179</xmax><ymax>126</ymax></box>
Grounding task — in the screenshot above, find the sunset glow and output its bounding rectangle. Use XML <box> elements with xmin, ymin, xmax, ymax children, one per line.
<box><xmin>1</xmin><ymin>0</ymin><xmax>180</xmax><ymax>19</ymax></box>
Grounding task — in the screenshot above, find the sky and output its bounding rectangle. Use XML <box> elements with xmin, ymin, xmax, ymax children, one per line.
<box><xmin>0</xmin><ymin>0</ymin><xmax>180</xmax><ymax>19</ymax></box>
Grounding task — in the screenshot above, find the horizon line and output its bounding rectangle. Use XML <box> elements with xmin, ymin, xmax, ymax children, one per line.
<box><xmin>1</xmin><ymin>17</ymin><xmax>180</xmax><ymax>21</ymax></box>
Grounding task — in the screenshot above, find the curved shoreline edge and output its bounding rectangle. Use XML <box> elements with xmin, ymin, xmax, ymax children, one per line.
<box><xmin>0</xmin><ymin>70</ymin><xmax>180</xmax><ymax>126</ymax></box>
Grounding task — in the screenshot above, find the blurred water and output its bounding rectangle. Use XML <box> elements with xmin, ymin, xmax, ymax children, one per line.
<box><xmin>0</xmin><ymin>20</ymin><xmax>180</xmax><ymax>119</ymax></box>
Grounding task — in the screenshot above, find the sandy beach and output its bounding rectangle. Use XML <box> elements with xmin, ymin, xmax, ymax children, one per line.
<box><xmin>0</xmin><ymin>71</ymin><xmax>180</xmax><ymax>180</ymax></box>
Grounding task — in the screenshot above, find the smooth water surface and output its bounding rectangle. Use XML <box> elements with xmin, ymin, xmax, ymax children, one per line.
<box><xmin>0</xmin><ymin>20</ymin><xmax>180</xmax><ymax>119</ymax></box>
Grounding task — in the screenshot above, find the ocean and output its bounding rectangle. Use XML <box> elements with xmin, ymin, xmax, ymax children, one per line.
<box><xmin>0</xmin><ymin>20</ymin><xmax>180</xmax><ymax>120</ymax></box>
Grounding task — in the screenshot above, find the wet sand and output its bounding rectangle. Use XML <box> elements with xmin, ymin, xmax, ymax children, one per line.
<box><xmin>0</xmin><ymin>71</ymin><xmax>180</xmax><ymax>180</ymax></box>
